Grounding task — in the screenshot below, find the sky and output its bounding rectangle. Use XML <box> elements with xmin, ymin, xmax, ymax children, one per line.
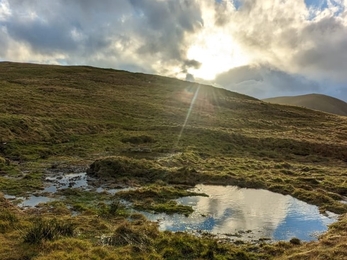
<box><xmin>1</xmin><ymin>0</ymin><xmax>347</xmax><ymax>101</ymax></box>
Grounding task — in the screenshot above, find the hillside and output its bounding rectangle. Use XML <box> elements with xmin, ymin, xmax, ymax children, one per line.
<box><xmin>263</xmin><ymin>93</ymin><xmax>347</xmax><ymax>116</ymax></box>
<box><xmin>0</xmin><ymin>62</ymin><xmax>347</xmax><ymax>259</ymax></box>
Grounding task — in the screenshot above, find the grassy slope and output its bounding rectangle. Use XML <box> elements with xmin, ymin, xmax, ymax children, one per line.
<box><xmin>0</xmin><ymin>62</ymin><xmax>347</xmax><ymax>259</ymax></box>
<box><xmin>263</xmin><ymin>93</ymin><xmax>347</xmax><ymax>116</ymax></box>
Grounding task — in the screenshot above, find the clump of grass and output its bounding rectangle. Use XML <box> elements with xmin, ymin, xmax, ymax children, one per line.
<box><xmin>134</xmin><ymin>200</ymin><xmax>194</xmax><ymax>216</ymax></box>
<box><xmin>86</xmin><ymin>156</ymin><xmax>166</xmax><ymax>183</ymax></box>
<box><xmin>58</xmin><ymin>188</ymin><xmax>114</xmax><ymax>214</ymax></box>
<box><xmin>23</xmin><ymin>218</ymin><xmax>75</xmax><ymax>244</ymax></box>
<box><xmin>0</xmin><ymin>209</ymin><xmax>18</xmax><ymax>223</ymax></box>
<box><xmin>102</xmin><ymin>222</ymin><xmax>158</xmax><ymax>249</ymax></box>
<box><xmin>289</xmin><ymin>237</ymin><xmax>301</xmax><ymax>245</ymax></box>
<box><xmin>0</xmin><ymin>171</ymin><xmax>43</xmax><ymax>196</ymax></box>
<box><xmin>0</xmin><ymin>209</ymin><xmax>19</xmax><ymax>233</ymax></box>
<box><xmin>115</xmin><ymin>184</ymin><xmax>206</xmax><ymax>215</ymax></box>
<box><xmin>98</xmin><ymin>199</ymin><xmax>122</xmax><ymax>218</ymax></box>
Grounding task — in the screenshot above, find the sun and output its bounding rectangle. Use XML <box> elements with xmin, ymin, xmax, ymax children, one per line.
<box><xmin>183</xmin><ymin>0</ymin><xmax>250</xmax><ymax>81</ymax></box>
<box><xmin>186</xmin><ymin>31</ymin><xmax>250</xmax><ymax>80</ymax></box>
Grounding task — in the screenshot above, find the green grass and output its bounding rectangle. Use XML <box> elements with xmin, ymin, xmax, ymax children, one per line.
<box><xmin>87</xmin><ymin>154</ymin><xmax>347</xmax><ymax>214</ymax></box>
<box><xmin>0</xmin><ymin>61</ymin><xmax>347</xmax><ymax>259</ymax></box>
<box><xmin>114</xmin><ymin>184</ymin><xmax>207</xmax><ymax>215</ymax></box>
<box><xmin>23</xmin><ymin>218</ymin><xmax>75</xmax><ymax>244</ymax></box>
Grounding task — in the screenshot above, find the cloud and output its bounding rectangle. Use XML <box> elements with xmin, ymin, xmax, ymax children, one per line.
<box><xmin>185</xmin><ymin>73</ymin><xmax>195</xmax><ymax>82</ymax></box>
<box><xmin>220</xmin><ymin>0</ymin><xmax>347</xmax><ymax>84</ymax></box>
<box><xmin>197</xmin><ymin>0</ymin><xmax>347</xmax><ymax>99</ymax></box>
<box><xmin>214</xmin><ymin>65</ymin><xmax>323</xmax><ymax>99</ymax></box>
<box><xmin>0</xmin><ymin>0</ymin><xmax>347</xmax><ymax>100</ymax></box>
<box><xmin>293</xmin><ymin>15</ymin><xmax>347</xmax><ymax>81</ymax></box>
<box><xmin>0</xmin><ymin>0</ymin><xmax>203</xmax><ymax>75</ymax></box>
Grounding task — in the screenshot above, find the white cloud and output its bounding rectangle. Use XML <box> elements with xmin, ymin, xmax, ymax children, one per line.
<box><xmin>0</xmin><ymin>0</ymin><xmax>11</xmax><ymax>21</ymax></box>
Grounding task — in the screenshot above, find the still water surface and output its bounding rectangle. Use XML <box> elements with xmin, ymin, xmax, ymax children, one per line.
<box><xmin>6</xmin><ymin>173</ymin><xmax>337</xmax><ymax>241</ymax></box>
<box><xmin>142</xmin><ymin>184</ymin><xmax>337</xmax><ymax>241</ymax></box>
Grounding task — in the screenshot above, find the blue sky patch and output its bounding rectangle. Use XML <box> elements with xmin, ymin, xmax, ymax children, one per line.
<box><xmin>305</xmin><ymin>0</ymin><xmax>344</xmax><ymax>13</ymax></box>
<box><xmin>305</xmin><ymin>0</ymin><xmax>345</xmax><ymax>20</ymax></box>
<box><xmin>215</xmin><ymin>0</ymin><xmax>242</xmax><ymax>10</ymax></box>
<box><xmin>304</xmin><ymin>0</ymin><xmax>328</xmax><ymax>10</ymax></box>
<box><xmin>233</xmin><ymin>0</ymin><xmax>242</xmax><ymax>10</ymax></box>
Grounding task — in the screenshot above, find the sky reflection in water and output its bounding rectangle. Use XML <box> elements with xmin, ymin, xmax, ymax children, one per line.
<box><xmin>143</xmin><ymin>185</ymin><xmax>337</xmax><ymax>241</ymax></box>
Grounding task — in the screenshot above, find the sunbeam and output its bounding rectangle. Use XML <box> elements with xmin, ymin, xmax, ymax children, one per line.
<box><xmin>174</xmin><ymin>85</ymin><xmax>201</xmax><ymax>149</ymax></box>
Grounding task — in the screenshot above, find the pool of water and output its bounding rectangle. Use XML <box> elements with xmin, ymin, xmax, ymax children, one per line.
<box><xmin>6</xmin><ymin>172</ymin><xmax>131</xmax><ymax>208</ymax></box>
<box><xmin>4</xmin><ymin>172</ymin><xmax>90</xmax><ymax>208</ymax></box>
<box><xmin>44</xmin><ymin>172</ymin><xmax>88</xmax><ymax>192</ymax></box>
<box><xmin>19</xmin><ymin>195</ymin><xmax>53</xmax><ymax>207</ymax></box>
<box><xmin>142</xmin><ymin>184</ymin><xmax>338</xmax><ymax>242</ymax></box>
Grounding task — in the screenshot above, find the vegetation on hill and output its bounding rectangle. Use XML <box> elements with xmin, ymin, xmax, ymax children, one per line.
<box><xmin>0</xmin><ymin>62</ymin><xmax>347</xmax><ymax>259</ymax></box>
<box><xmin>263</xmin><ymin>93</ymin><xmax>347</xmax><ymax>116</ymax></box>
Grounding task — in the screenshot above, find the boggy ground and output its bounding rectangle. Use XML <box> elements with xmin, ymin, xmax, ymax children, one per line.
<box><xmin>1</xmin><ymin>62</ymin><xmax>347</xmax><ymax>259</ymax></box>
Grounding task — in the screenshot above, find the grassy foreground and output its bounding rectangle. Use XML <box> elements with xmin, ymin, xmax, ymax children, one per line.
<box><xmin>0</xmin><ymin>62</ymin><xmax>347</xmax><ymax>259</ymax></box>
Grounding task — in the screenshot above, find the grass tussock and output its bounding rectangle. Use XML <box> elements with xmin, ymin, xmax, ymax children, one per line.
<box><xmin>0</xmin><ymin>209</ymin><xmax>19</xmax><ymax>233</ymax></box>
<box><xmin>115</xmin><ymin>184</ymin><xmax>206</xmax><ymax>215</ymax></box>
<box><xmin>23</xmin><ymin>218</ymin><xmax>75</xmax><ymax>244</ymax></box>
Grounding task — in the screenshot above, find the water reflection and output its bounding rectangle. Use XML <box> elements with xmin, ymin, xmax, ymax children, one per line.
<box><xmin>44</xmin><ymin>172</ymin><xmax>88</xmax><ymax>192</ymax></box>
<box><xmin>19</xmin><ymin>196</ymin><xmax>53</xmax><ymax>207</ymax></box>
<box><xmin>143</xmin><ymin>185</ymin><xmax>337</xmax><ymax>241</ymax></box>
<box><xmin>7</xmin><ymin>172</ymin><xmax>131</xmax><ymax>208</ymax></box>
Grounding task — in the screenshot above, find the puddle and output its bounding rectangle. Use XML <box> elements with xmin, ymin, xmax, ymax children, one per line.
<box><xmin>19</xmin><ymin>196</ymin><xmax>53</xmax><ymax>207</ymax></box>
<box><xmin>4</xmin><ymin>194</ymin><xmax>54</xmax><ymax>208</ymax></box>
<box><xmin>4</xmin><ymin>194</ymin><xmax>17</xmax><ymax>200</ymax></box>
<box><xmin>5</xmin><ymin>172</ymin><xmax>132</xmax><ymax>209</ymax></box>
<box><xmin>3</xmin><ymin>172</ymin><xmax>339</xmax><ymax>241</ymax></box>
<box><xmin>142</xmin><ymin>185</ymin><xmax>338</xmax><ymax>242</ymax></box>
<box><xmin>96</xmin><ymin>187</ymin><xmax>122</xmax><ymax>195</ymax></box>
<box><xmin>96</xmin><ymin>187</ymin><xmax>135</xmax><ymax>195</ymax></box>
<box><xmin>4</xmin><ymin>172</ymin><xmax>89</xmax><ymax>208</ymax></box>
<box><xmin>44</xmin><ymin>172</ymin><xmax>88</xmax><ymax>192</ymax></box>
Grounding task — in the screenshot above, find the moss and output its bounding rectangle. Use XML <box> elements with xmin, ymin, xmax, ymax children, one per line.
<box><xmin>0</xmin><ymin>172</ymin><xmax>43</xmax><ymax>196</ymax></box>
<box><xmin>115</xmin><ymin>184</ymin><xmax>206</xmax><ymax>215</ymax></box>
<box><xmin>134</xmin><ymin>200</ymin><xmax>194</xmax><ymax>215</ymax></box>
<box><xmin>57</xmin><ymin>189</ymin><xmax>116</xmax><ymax>214</ymax></box>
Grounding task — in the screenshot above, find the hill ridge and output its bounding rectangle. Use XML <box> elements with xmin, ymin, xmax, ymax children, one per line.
<box><xmin>263</xmin><ymin>93</ymin><xmax>347</xmax><ymax>116</ymax></box>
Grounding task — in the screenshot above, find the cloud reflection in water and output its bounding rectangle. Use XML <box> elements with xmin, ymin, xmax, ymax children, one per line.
<box><xmin>143</xmin><ymin>185</ymin><xmax>337</xmax><ymax>241</ymax></box>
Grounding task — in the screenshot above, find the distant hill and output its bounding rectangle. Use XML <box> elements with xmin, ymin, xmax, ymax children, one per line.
<box><xmin>263</xmin><ymin>93</ymin><xmax>347</xmax><ymax>116</ymax></box>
